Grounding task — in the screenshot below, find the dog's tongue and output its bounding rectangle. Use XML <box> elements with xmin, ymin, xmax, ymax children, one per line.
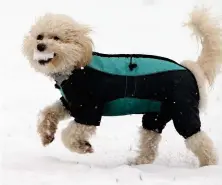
<box><xmin>33</xmin><ymin>49</ymin><xmax>54</xmax><ymax>61</ymax></box>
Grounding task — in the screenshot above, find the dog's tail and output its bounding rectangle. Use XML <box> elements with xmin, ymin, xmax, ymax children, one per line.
<box><xmin>181</xmin><ymin>7</ymin><xmax>222</xmax><ymax>110</ymax></box>
<box><xmin>183</xmin><ymin>7</ymin><xmax>222</xmax><ymax>86</ymax></box>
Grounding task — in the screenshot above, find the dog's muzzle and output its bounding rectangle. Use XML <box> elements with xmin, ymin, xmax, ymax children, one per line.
<box><xmin>33</xmin><ymin>49</ymin><xmax>56</xmax><ymax>65</ymax></box>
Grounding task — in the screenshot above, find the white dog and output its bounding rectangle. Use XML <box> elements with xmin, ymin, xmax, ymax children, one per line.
<box><xmin>22</xmin><ymin>7</ymin><xmax>222</xmax><ymax>167</ymax></box>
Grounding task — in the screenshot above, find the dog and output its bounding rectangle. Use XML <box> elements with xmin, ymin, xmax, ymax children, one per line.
<box><xmin>22</xmin><ymin>7</ymin><xmax>222</xmax><ymax>167</ymax></box>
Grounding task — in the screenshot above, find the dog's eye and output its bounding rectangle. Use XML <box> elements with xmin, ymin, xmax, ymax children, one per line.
<box><xmin>37</xmin><ymin>34</ymin><xmax>44</xmax><ymax>40</ymax></box>
<box><xmin>53</xmin><ymin>36</ymin><xmax>60</xmax><ymax>41</ymax></box>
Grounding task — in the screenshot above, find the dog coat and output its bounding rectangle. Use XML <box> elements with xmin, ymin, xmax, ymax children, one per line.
<box><xmin>55</xmin><ymin>52</ymin><xmax>201</xmax><ymax>139</ymax></box>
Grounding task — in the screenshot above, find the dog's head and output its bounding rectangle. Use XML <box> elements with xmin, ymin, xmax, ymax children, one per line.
<box><xmin>22</xmin><ymin>13</ymin><xmax>93</xmax><ymax>76</ymax></box>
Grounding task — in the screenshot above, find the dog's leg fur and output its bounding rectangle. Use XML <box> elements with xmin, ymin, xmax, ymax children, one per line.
<box><xmin>37</xmin><ymin>100</ymin><xmax>70</xmax><ymax>146</ymax></box>
<box><xmin>61</xmin><ymin>122</ymin><xmax>96</xmax><ymax>154</ymax></box>
<box><xmin>185</xmin><ymin>131</ymin><xmax>218</xmax><ymax>166</ymax></box>
<box><xmin>134</xmin><ymin>128</ymin><xmax>161</xmax><ymax>165</ymax></box>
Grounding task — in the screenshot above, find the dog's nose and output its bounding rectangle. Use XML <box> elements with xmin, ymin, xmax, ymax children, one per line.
<box><xmin>37</xmin><ymin>43</ymin><xmax>47</xmax><ymax>52</ymax></box>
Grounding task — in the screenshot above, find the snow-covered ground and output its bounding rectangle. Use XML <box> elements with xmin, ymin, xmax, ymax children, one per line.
<box><xmin>1</xmin><ymin>0</ymin><xmax>222</xmax><ymax>184</ymax></box>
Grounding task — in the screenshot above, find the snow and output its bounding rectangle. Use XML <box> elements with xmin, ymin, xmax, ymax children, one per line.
<box><xmin>1</xmin><ymin>0</ymin><xmax>222</xmax><ymax>184</ymax></box>
<box><xmin>33</xmin><ymin>49</ymin><xmax>55</xmax><ymax>61</ymax></box>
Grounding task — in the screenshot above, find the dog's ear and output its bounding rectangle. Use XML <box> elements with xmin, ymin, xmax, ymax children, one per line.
<box><xmin>65</xmin><ymin>24</ymin><xmax>92</xmax><ymax>37</ymax></box>
<box><xmin>77</xmin><ymin>24</ymin><xmax>92</xmax><ymax>35</ymax></box>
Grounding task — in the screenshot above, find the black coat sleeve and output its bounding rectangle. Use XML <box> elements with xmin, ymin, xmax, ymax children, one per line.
<box><xmin>60</xmin><ymin>96</ymin><xmax>104</xmax><ymax>126</ymax></box>
<box><xmin>73</xmin><ymin>101</ymin><xmax>104</xmax><ymax>126</ymax></box>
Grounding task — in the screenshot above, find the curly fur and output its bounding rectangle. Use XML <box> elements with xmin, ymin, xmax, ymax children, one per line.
<box><xmin>22</xmin><ymin>7</ymin><xmax>221</xmax><ymax>166</ymax></box>
<box><xmin>185</xmin><ymin>131</ymin><xmax>218</xmax><ymax>166</ymax></box>
<box><xmin>181</xmin><ymin>7</ymin><xmax>222</xmax><ymax>110</ymax></box>
<box><xmin>37</xmin><ymin>100</ymin><xmax>70</xmax><ymax>146</ymax></box>
<box><xmin>61</xmin><ymin>122</ymin><xmax>96</xmax><ymax>154</ymax></box>
<box><xmin>22</xmin><ymin>13</ymin><xmax>93</xmax><ymax>76</ymax></box>
<box><xmin>134</xmin><ymin>128</ymin><xmax>162</xmax><ymax>165</ymax></box>
<box><xmin>183</xmin><ymin>7</ymin><xmax>222</xmax><ymax>86</ymax></box>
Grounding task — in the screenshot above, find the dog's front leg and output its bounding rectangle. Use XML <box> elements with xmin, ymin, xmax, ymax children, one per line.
<box><xmin>61</xmin><ymin>121</ymin><xmax>96</xmax><ymax>154</ymax></box>
<box><xmin>37</xmin><ymin>100</ymin><xmax>70</xmax><ymax>146</ymax></box>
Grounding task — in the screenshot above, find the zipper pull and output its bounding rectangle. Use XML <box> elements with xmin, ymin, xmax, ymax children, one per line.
<box><xmin>129</xmin><ymin>56</ymin><xmax>137</xmax><ymax>71</ymax></box>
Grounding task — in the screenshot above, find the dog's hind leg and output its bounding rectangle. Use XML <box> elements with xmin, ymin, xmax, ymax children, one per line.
<box><xmin>37</xmin><ymin>99</ymin><xmax>70</xmax><ymax>146</ymax></box>
<box><xmin>61</xmin><ymin>121</ymin><xmax>96</xmax><ymax>154</ymax></box>
<box><xmin>170</xmin><ymin>72</ymin><xmax>218</xmax><ymax>167</ymax></box>
<box><xmin>134</xmin><ymin>104</ymin><xmax>172</xmax><ymax>165</ymax></box>
<box><xmin>185</xmin><ymin>131</ymin><xmax>218</xmax><ymax>167</ymax></box>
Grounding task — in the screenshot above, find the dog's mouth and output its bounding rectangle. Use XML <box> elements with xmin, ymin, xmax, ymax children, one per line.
<box><xmin>33</xmin><ymin>49</ymin><xmax>57</xmax><ymax>65</ymax></box>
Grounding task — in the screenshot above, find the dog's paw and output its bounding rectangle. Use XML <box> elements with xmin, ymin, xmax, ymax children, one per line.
<box><xmin>77</xmin><ymin>140</ymin><xmax>94</xmax><ymax>154</ymax></box>
<box><xmin>61</xmin><ymin>122</ymin><xmax>96</xmax><ymax>154</ymax></box>
<box><xmin>134</xmin><ymin>156</ymin><xmax>154</xmax><ymax>165</ymax></box>
<box><xmin>64</xmin><ymin>139</ymin><xmax>94</xmax><ymax>154</ymax></box>
<box><xmin>37</xmin><ymin>112</ymin><xmax>58</xmax><ymax>146</ymax></box>
<box><xmin>41</xmin><ymin>132</ymin><xmax>55</xmax><ymax>146</ymax></box>
<box><xmin>127</xmin><ymin>156</ymin><xmax>154</xmax><ymax>165</ymax></box>
<box><xmin>61</xmin><ymin>128</ymin><xmax>94</xmax><ymax>154</ymax></box>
